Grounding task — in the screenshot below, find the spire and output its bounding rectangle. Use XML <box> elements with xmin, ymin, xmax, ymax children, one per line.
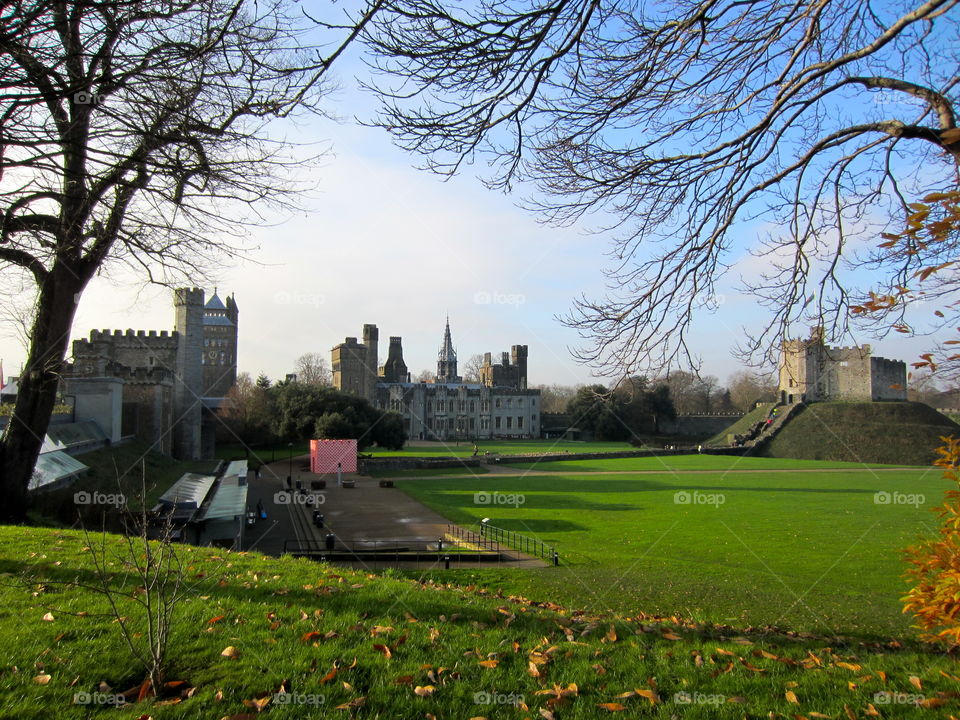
<box><xmin>437</xmin><ymin>316</ymin><xmax>459</xmax><ymax>382</ymax></box>
<box><xmin>439</xmin><ymin>315</ymin><xmax>456</xmax><ymax>362</ymax></box>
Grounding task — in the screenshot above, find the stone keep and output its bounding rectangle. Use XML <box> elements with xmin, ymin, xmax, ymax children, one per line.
<box><xmin>68</xmin><ymin>288</ymin><xmax>238</xmax><ymax>459</ymax></box>
<box><xmin>778</xmin><ymin>327</ymin><xmax>907</xmax><ymax>403</ymax></box>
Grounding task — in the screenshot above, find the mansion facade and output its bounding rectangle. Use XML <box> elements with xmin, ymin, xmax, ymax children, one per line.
<box><xmin>332</xmin><ymin>320</ymin><xmax>540</xmax><ymax>441</ymax></box>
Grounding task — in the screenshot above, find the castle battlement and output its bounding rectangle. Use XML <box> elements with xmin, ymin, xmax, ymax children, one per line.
<box><xmin>779</xmin><ymin>328</ymin><xmax>904</xmax><ymax>403</ymax></box>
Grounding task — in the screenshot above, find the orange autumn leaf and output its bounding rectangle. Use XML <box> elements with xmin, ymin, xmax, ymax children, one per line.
<box><xmin>785</xmin><ymin>690</ymin><xmax>799</xmax><ymax>704</ymax></box>
<box><xmin>634</xmin><ymin>688</ymin><xmax>659</xmax><ymax>705</ymax></box>
<box><xmin>414</xmin><ymin>685</ymin><xmax>435</xmax><ymax>697</ymax></box>
<box><xmin>478</xmin><ymin>659</ymin><xmax>498</xmax><ymax>668</ymax></box>
<box><xmin>596</xmin><ymin>703</ymin><xmax>627</xmax><ymax>712</ymax></box>
<box><xmin>372</xmin><ymin>643</ymin><xmax>392</xmax><ymax>659</ymax></box>
<box><xmin>835</xmin><ymin>662</ymin><xmax>861</xmax><ymax>672</ymax></box>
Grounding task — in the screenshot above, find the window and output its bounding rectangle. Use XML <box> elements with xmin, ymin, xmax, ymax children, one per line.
<box><xmin>469</xmin><ymin>418</ymin><xmax>475</xmax><ymax>430</ymax></box>
<box><xmin>460</xmin><ymin>400</ymin><xmax>465</xmax><ymax>412</ymax></box>
<box><xmin>517</xmin><ymin>416</ymin><xmax>523</xmax><ymax>428</ymax></box>
<box><xmin>518</xmin><ymin>398</ymin><xmax>523</xmax><ymax>406</ymax></box>
<box><xmin>507</xmin><ymin>397</ymin><xmax>513</xmax><ymax>408</ymax></box>
<box><xmin>506</xmin><ymin>417</ymin><xmax>513</xmax><ymax>429</ymax></box>
<box><xmin>427</xmin><ymin>401</ymin><xmax>432</xmax><ymax>412</ymax></box>
<box><xmin>495</xmin><ymin>417</ymin><xmax>501</xmax><ymax>429</ymax></box>
<box><xmin>470</xmin><ymin>400</ymin><xmax>475</xmax><ymax>412</ymax></box>
<box><xmin>496</xmin><ymin>398</ymin><xmax>501</xmax><ymax>408</ymax></box>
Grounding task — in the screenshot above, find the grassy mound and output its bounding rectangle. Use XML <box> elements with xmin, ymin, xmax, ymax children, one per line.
<box><xmin>0</xmin><ymin>526</ymin><xmax>956</xmax><ymax>718</ymax></box>
<box><xmin>705</xmin><ymin>403</ymin><xmax>772</xmax><ymax>445</ymax></box>
<box><xmin>761</xmin><ymin>401</ymin><xmax>959</xmax><ymax>465</ymax></box>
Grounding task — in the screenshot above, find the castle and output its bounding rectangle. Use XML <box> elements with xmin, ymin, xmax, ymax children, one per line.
<box><xmin>66</xmin><ymin>288</ymin><xmax>238</xmax><ymax>459</ymax></box>
<box><xmin>778</xmin><ymin>327</ymin><xmax>906</xmax><ymax>403</ymax></box>
<box><xmin>332</xmin><ymin>319</ymin><xmax>540</xmax><ymax>440</ymax></box>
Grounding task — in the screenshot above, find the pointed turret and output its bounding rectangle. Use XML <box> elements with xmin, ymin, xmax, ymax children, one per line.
<box><xmin>436</xmin><ymin>316</ymin><xmax>460</xmax><ymax>383</ymax></box>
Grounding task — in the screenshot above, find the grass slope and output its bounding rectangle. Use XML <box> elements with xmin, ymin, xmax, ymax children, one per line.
<box><xmin>762</xmin><ymin>402</ymin><xmax>960</xmax><ymax>465</ymax></box>
<box><xmin>0</xmin><ymin>526</ymin><xmax>956</xmax><ymax>719</ymax></box>
<box><xmin>706</xmin><ymin>404</ymin><xmax>773</xmax><ymax>446</ymax></box>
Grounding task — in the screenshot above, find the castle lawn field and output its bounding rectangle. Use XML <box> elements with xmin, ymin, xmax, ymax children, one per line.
<box><xmin>394</xmin><ymin>457</ymin><xmax>943</xmax><ymax>638</ymax></box>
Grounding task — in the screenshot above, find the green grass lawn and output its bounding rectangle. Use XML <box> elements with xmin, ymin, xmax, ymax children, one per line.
<box><xmin>502</xmin><ymin>453</ymin><xmax>917</xmax><ymax>473</ymax></box>
<box><xmin>0</xmin><ymin>526</ymin><xmax>956</xmax><ymax>719</ymax></box>
<box><xmin>395</xmin><ymin>459</ymin><xmax>945</xmax><ymax>638</ymax></box>
<box><xmin>216</xmin><ymin>439</ymin><xmax>637</xmax><ymax>464</ymax></box>
<box><xmin>366</xmin><ymin>439</ymin><xmax>638</xmax><ymax>457</ymax></box>
<box><xmin>365</xmin><ymin>465</ymin><xmax>491</xmax><ymax>478</ymax></box>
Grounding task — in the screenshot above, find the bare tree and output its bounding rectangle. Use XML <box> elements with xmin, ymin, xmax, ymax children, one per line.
<box><xmin>294</xmin><ymin>352</ymin><xmax>333</xmax><ymax>387</ymax></box>
<box><xmin>534</xmin><ymin>383</ymin><xmax>579</xmax><ymax>413</ymax></box>
<box><xmin>462</xmin><ymin>353</ymin><xmax>484</xmax><ymax>383</ymax></box>
<box><xmin>0</xmin><ymin>0</ymin><xmax>381</xmax><ymax>521</ymax></box>
<box><xmin>362</xmin><ymin>0</ymin><xmax>960</xmax><ymax>376</ymax></box>
<box><xmin>415</xmin><ymin>368</ymin><xmax>434</xmax><ymax>382</ymax></box>
<box><xmin>727</xmin><ymin>370</ymin><xmax>779</xmax><ymax>412</ymax></box>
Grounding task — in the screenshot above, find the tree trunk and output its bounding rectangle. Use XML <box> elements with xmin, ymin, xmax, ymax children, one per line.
<box><xmin>0</xmin><ymin>267</ymin><xmax>84</xmax><ymax>523</ymax></box>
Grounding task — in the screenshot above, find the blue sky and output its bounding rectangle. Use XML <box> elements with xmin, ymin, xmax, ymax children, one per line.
<box><xmin>0</xmin><ymin>26</ymin><xmax>937</xmax><ymax>390</ymax></box>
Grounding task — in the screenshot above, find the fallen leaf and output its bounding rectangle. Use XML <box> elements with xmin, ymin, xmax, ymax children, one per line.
<box><xmin>786</xmin><ymin>690</ymin><xmax>799</xmax><ymax>704</ymax></box>
<box><xmin>414</xmin><ymin>685</ymin><xmax>435</xmax><ymax>697</ymax></box>
<box><xmin>596</xmin><ymin>702</ymin><xmax>627</xmax><ymax>711</ymax></box>
<box><xmin>33</xmin><ymin>673</ymin><xmax>51</xmax><ymax>685</ymax></box>
<box><xmin>221</xmin><ymin>646</ymin><xmax>240</xmax><ymax>659</ymax></box>
<box><xmin>909</xmin><ymin>675</ymin><xmax>922</xmax><ymax>690</ymax></box>
<box><xmin>373</xmin><ymin>643</ymin><xmax>392</xmax><ymax>659</ymax></box>
<box><xmin>634</xmin><ymin>688</ymin><xmax>659</xmax><ymax>705</ymax></box>
<box><xmin>478</xmin><ymin>659</ymin><xmax>498</xmax><ymax>668</ymax></box>
<box><xmin>242</xmin><ymin>696</ymin><xmax>271</xmax><ymax>712</ymax></box>
<box><xmin>836</xmin><ymin>662</ymin><xmax>862</xmax><ymax>672</ymax></box>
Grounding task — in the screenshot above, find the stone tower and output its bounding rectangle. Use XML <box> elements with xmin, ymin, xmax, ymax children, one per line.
<box><xmin>436</xmin><ymin>316</ymin><xmax>459</xmax><ymax>383</ymax></box>
<box><xmin>381</xmin><ymin>336</ymin><xmax>409</xmax><ymax>383</ymax></box>
<box><xmin>511</xmin><ymin>345</ymin><xmax>528</xmax><ymax>389</ymax></box>
<box><xmin>173</xmin><ymin>287</ymin><xmax>204</xmax><ymax>460</ymax></box>
<box><xmin>201</xmin><ymin>290</ymin><xmax>239</xmax><ymax>398</ymax></box>
<box><xmin>362</xmin><ymin>323</ymin><xmax>379</xmax><ymax>403</ymax></box>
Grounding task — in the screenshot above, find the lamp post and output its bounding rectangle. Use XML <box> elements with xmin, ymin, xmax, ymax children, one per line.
<box><xmin>287</xmin><ymin>442</ymin><xmax>293</xmax><ymax>488</ymax></box>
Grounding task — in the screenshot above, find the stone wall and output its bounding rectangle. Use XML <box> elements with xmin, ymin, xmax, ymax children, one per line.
<box><xmin>659</xmin><ymin>413</ymin><xmax>744</xmax><ymax>438</ymax></box>
<box><xmin>871</xmin><ymin>356</ymin><xmax>908</xmax><ymax>400</ymax></box>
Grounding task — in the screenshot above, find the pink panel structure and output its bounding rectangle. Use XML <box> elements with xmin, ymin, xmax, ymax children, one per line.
<box><xmin>310</xmin><ymin>439</ymin><xmax>358</xmax><ymax>474</ymax></box>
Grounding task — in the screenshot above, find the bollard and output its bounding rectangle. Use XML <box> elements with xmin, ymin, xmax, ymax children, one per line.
<box><xmin>437</xmin><ymin>538</ymin><xmax>443</xmax><ymax>551</ymax></box>
<box><xmin>325</xmin><ymin>533</ymin><xmax>335</xmax><ymax>551</ymax></box>
<box><xmin>553</xmin><ymin>551</ymin><xmax>559</xmax><ymax>566</ymax></box>
<box><xmin>444</xmin><ymin>555</ymin><xmax>450</xmax><ymax>570</ymax></box>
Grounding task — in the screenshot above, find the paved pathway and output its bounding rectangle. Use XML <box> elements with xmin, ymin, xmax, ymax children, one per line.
<box><xmin>242</xmin><ymin>455</ymin><xmax>545</xmax><ymax>568</ymax></box>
